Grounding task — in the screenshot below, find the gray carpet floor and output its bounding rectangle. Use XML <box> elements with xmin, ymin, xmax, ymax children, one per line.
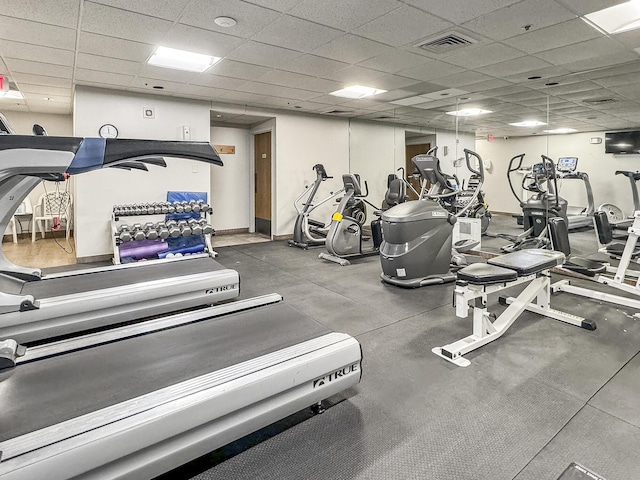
<box><xmin>159</xmin><ymin>222</ymin><xmax>640</xmax><ymax>480</ymax></box>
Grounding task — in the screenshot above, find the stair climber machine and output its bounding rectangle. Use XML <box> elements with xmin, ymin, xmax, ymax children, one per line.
<box><xmin>289</xmin><ymin>164</ymin><xmax>365</xmax><ymax>249</ymax></box>
<box><xmin>378</xmin><ymin>148</ymin><xmax>486</xmax><ymax>288</ymax></box>
<box><xmin>0</xmin><ymin>113</ymin><xmax>363</xmax><ymax>479</ymax></box>
<box><xmin>497</xmin><ymin>154</ymin><xmax>568</xmax><ymax>253</ymax></box>
<box><xmin>318</xmin><ymin>173</ymin><xmax>382</xmax><ymax>266</ymax></box>
<box><xmin>599</xmin><ymin>170</ymin><xmax>640</xmax><ymax>230</ymax></box>
<box><xmin>555</xmin><ymin>156</ymin><xmax>594</xmax><ymax>230</ymax></box>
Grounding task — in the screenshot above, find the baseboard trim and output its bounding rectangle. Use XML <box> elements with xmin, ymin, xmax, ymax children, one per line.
<box><xmin>273</xmin><ymin>234</ymin><xmax>292</xmax><ymax>241</ymax></box>
<box><xmin>76</xmin><ymin>254</ymin><xmax>112</xmax><ymax>264</ymax></box>
<box><xmin>216</xmin><ymin>228</ymin><xmax>250</xmax><ymax>235</ymax></box>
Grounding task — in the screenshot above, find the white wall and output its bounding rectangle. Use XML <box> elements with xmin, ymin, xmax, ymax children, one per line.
<box><xmin>476</xmin><ymin>131</ymin><xmax>640</xmax><ymax>215</ymax></box>
<box><xmin>2</xmin><ymin>111</ymin><xmax>74</xmax><ymax>237</ymax></box>
<box><xmin>435</xmin><ymin>129</ymin><xmax>477</xmax><ymax>186</ymax></box>
<box><xmin>73</xmin><ymin>86</ymin><xmax>211</xmax><ymax>259</ymax></box>
<box><xmin>210</xmin><ymin>126</ymin><xmax>251</xmax><ymax>231</ymax></box>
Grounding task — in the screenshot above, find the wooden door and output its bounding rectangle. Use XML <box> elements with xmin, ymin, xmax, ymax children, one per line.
<box><xmin>254</xmin><ymin>131</ymin><xmax>272</xmax><ymax>236</ymax></box>
<box><xmin>405</xmin><ymin>143</ymin><xmax>430</xmax><ymax>200</ymax></box>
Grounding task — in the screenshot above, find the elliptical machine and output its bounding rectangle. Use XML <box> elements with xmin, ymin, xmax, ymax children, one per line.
<box><xmin>379</xmin><ymin>148</ymin><xmax>485</xmax><ymax>288</ymax></box>
<box><xmin>288</xmin><ymin>164</ymin><xmax>366</xmax><ymax>249</ymax></box>
<box><xmin>318</xmin><ymin>174</ymin><xmax>382</xmax><ymax>266</ymax></box>
<box><xmin>499</xmin><ymin>154</ymin><xmax>568</xmax><ymax>252</ymax></box>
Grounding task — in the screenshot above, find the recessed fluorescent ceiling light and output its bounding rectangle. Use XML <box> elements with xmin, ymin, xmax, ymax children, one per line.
<box><xmin>584</xmin><ymin>1</ymin><xmax>640</xmax><ymax>34</ymax></box>
<box><xmin>509</xmin><ymin>120</ymin><xmax>547</xmax><ymax>127</ymax></box>
<box><xmin>329</xmin><ymin>85</ymin><xmax>387</xmax><ymax>99</ymax></box>
<box><xmin>544</xmin><ymin>128</ymin><xmax>577</xmax><ymax>134</ymax></box>
<box><xmin>0</xmin><ymin>90</ymin><xmax>23</xmax><ymax>99</ymax></box>
<box><xmin>148</xmin><ymin>46</ymin><xmax>220</xmax><ymax>73</ymax></box>
<box><xmin>446</xmin><ymin>108</ymin><xmax>492</xmax><ymax>117</ymax></box>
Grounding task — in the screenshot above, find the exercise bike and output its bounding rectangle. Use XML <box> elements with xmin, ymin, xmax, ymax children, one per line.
<box><xmin>378</xmin><ymin>148</ymin><xmax>486</xmax><ymax>288</ymax></box>
<box><xmin>498</xmin><ymin>154</ymin><xmax>567</xmax><ymax>252</ymax></box>
<box><xmin>288</xmin><ymin>164</ymin><xmax>365</xmax><ymax>249</ymax></box>
<box><xmin>318</xmin><ymin>174</ymin><xmax>382</xmax><ymax>266</ymax></box>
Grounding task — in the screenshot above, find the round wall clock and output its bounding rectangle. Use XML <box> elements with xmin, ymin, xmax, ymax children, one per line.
<box><xmin>99</xmin><ymin>124</ymin><xmax>119</xmax><ymax>139</ymax></box>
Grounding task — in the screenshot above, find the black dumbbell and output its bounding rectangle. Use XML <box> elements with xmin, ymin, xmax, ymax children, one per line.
<box><xmin>144</xmin><ymin>222</ymin><xmax>159</xmax><ymax>240</ymax></box>
<box><xmin>165</xmin><ymin>220</ymin><xmax>181</xmax><ymax>238</ymax></box>
<box><xmin>177</xmin><ymin>220</ymin><xmax>191</xmax><ymax>236</ymax></box>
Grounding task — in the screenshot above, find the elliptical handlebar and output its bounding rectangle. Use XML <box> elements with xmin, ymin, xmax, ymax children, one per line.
<box><xmin>426</xmin><ymin>145</ymin><xmax>438</xmax><ymax>156</ymax></box>
<box><xmin>506</xmin><ymin>153</ymin><xmax>526</xmax><ymax>204</ymax></box>
<box><xmin>540</xmin><ymin>155</ymin><xmax>560</xmax><ymax>210</ymax></box>
<box><xmin>455</xmin><ymin>149</ymin><xmax>484</xmax><ymax>218</ymax></box>
<box><xmin>313</xmin><ymin>163</ymin><xmax>332</xmax><ymax>180</ymax></box>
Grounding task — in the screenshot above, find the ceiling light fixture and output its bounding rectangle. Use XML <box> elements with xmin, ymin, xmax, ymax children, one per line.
<box><xmin>0</xmin><ymin>90</ymin><xmax>23</xmax><ymax>100</ymax></box>
<box><xmin>329</xmin><ymin>85</ymin><xmax>387</xmax><ymax>99</ymax></box>
<box><xmin>509</xmin><ymin>120</ymin><xmax>547</xmax><ymax>127</ymax></box>
<box><xmin>543</xmin><ymin>127</ymin><xmax>577</xmax><ymax>134</ymax></box>
<box><xmin>148</xmin><ymin>46</ymin><xmax>221</xmax><ymax>73</ymax></box>
<box><xmin>214</xmin><ymin>16</ymin><xmax>237</xmax><ymax>27</ymax></box>
<box><xmin>584</xmin><ymin>1</ymin><xmax>640</xmax><ymax>35</ymax></box>
<box><xmin>446</xmin><ymin>108</ymin><xmax>492</xmax><ymax>117</ymax></box>
<box><xmin>527</xmin><ymin>75</ymin><xmax>542</xmax><ymax>80</ymax></box>
<box><xmin>545</xmin><ymin>82</ymin><xmax>559</xmax><ymax>86</ymax></box>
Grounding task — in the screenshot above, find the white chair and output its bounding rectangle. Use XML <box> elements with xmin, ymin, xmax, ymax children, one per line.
<box><xmin>8</xmin><ymin>198</ymin><xmax>33</xmax><ymax>243</ymax></box>
<box><xmin>32</xmin><ymin>191</ymin><xmax>73</xmax><ymax>242</ymax></box>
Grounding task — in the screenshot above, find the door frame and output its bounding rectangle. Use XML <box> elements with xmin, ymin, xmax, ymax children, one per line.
<box><xmin>250</xmin><ymin>125</ymin><xmax>275</xmax><ymax>238</ymax></box>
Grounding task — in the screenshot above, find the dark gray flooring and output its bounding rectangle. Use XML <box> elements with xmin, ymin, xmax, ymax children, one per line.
<box><xmin>167</xmin><ymin>235</ymin><xmax>640</xmax><ymax>480</ymax></box>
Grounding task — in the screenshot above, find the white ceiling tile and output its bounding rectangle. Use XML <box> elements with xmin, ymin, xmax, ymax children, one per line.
<box><xmin>240</xmin><ymin>0</ymin><xmax>301</xmax><ymax>12</ymax></box>
<box><xmin>561</xmin><ymin>51</ymin><xmax>639</xmax><ymax>73</ymax></box>
<box><xmin>23</xmin><ymin>94</ymin><xmax>71</xmax><ymax>105</ymax></box>
<box><xmin>88</xmin><ymin>0</ymin><xmax>192</xmax><ymax>21</ymax></box>
<box><xmin>280</xmin><ymin>54</ymin><xmax>348</xmax><ymax>76</ymax></box>
<box><xmin>608</xmin><ymin>83</ymin><xmax>640</xmax><ymax>100</ymax></box>
<box><xmin>81</xmin><ymin>2</ymin><xmax>173</xmax><ymax>44</ymax></box>
<box><xmin>535</xmin><ymin>37</ymin><xmax>628</xmax><ymax>65</ymax></box>
<box><xmin>236</xmin><ymin>82</ymin><xmax>318</xmax><ymax>100</ymax></box>
<box><xmin>76</xmin><ymin>53</ymin><xmax>142</xmax><ymax>75</ymax></box>
<box><xmin>560</xmin><ymin>88</ymin><xmax>618</xmax><ymax>102</ymax></box>
<box><xmin>288</xmin><ymin>0</ymin><xmax>402</xmax><ymax>31</ymax></box>
<box><xmin>0</xmin><ymin>16</ymin><xmax>76</xmax><ymax>50</ymax></box>
<box><xmin>578</xmin><ymin>61</ymin><xmax>640</xmax><ymax>80</ymax></box>
<box><xmin>251</xmin><ymin>16</ymin><xmax>343</xmax><ymax>53</ymax></box>
<box><xmin>540</xmin><ymin>80</ymin><xmax>602</xmax><ymax>95</ymax></box>
<box><xmin>611</xmin><ymin>28</ymin><xmax>640</xmax><ymax>49</ymax></box>
<box><xmin>130</xmin><ymin>77</ymin><xmax>185</xmax><ymax>92</ymax></box>
<box><xmin>19</xmin><ymin>84</ymin><xmax>71</xmax><ymax>96</ymax></box>
<box><xmin>556</xmin><ymin>0</ymin><xmax>626</xmax><ymax>16</ymax></box>
<box><xmin>463</xmin><ymin>78</ymin><xmax>514</xmax><ymax>92</ymax></box>
<box><xmin>0</xmin><ymin>0</ymin><xmax>80</xmax><ymax>28</ymax></box>
<box><xmin>257</xmin><ymin>70</ymin><xmax>342</xmax><ymax>93</ymax></box>
<box><xmin>593</xmin><ymin>72</ymin><xmax>640</xmax><ymax>88</ymax></box>
<box><xmin>357</xmin><ymin>50</ymin><xmax>432</xmax><ymax>74</ymax></box>
<box><xmin>75</xmin><ymin>68</ymin><xmax>134</xmax><ymax>87</ymax></box>
<box><xmin>430</xmin><ymin>72</ymin><xmax>495</xmax><ymax>88</ymax></box>
<box><xmin>138</xmin><ymin>65</ymin><xmax>200</xmax><ymax>84</ymax></box>
<box><xmin>403</xmin><ymin>0</ymin><xmax>521</xmax><ymax>23</ymax></box>
<box><xmin>11</xmin><ymin>73</ymin><xmax>72</xmax><ymax>88</ymax></box>
<box><xmin>391</xmin><ymin>96</ymin><xmax>433</xmax><ymax>106</ymax></box>
<box><xmin>462</xmin><ymin>0</ymin><xmax>576</xmax><ymax>41</ymax></box>
<box><xmin>178</xmin><ymin>84</ymin><xmax>230</xmax><ymax>99</ymax></box>
<box><xmin>445</xmin><ymin>43</ymin><xmax>524</xmax><ymax>69</ymax></box>
<box><xmin>506</xmin><ymin>19</ymin><xmax>602</xmax><ymax>55</ymax></box>
<box><xmin>227</xmin><ymin>41</ymin><xmax>302</xmax><ymax>68</ymax></box>
<box><xmin>397</xmin><ymin>60</ymin><xmax>465</xmax><ymax>81</ymax></box>
<box><xmin>476</xmin><ymin>56</ymin><xmax>552</xmax><ymax>77</ymax></box>
<box><xmin>502</xmin><ymin>65</ymin><xmax>571</xmax><ymax>84</ymax></box>
<box><xmin>375</xmin><ymin>89</ymin><xmax>422</xmax><ymax>101</ymax></box>
<box><xmin>0</xmin><ymin>39</ymin><xmax>75</xmax><ymax>66</ymax></box>
<box><xmin>190</xmin><ymin>75</ymin><xmax>249</xmax><ymax>90</ymax></box>
<box><xmin>312</xmin><ymin>34</ymin><xmax>394</xmax><ymax>64</ymax></box>
<box><xmin>209</xmin><ymin>60</ymin><xmax>272</xmax><ymax>80</ymax></box>
<box><xmin>322</xmin><ymin>65</ymin><xmax>387</xmax><ymax>84</ymax></box>
<box><xmin>217</xmin><ymin>90</ymin><xmax>267</xmax><ymax>104</ymax></box>
<box><xmin>27</xmin><ymin>104</ymin><xmax>71</xmax><ymax>114</ymax></box>
<box><xmin>4</xmin><ymin>59</ymin><xmax>72</xmax><ymax>79</ymax></box>
<box><xmin>353</xmin><ymin>6</ymin><xmax>453</xmax><ymax>47</ymax></box>
<box><xmin>78</xmin><ymin>32</ymin><xmax>155</xmax><ymax>63</ymax></box>
<box><xmin>165</xmin><ymin>24</ymin><xmax>244</xmax><ymax>57</ymax></box>
<box><xmin>179</xmin><ymin>0</ymin><xmax>281</xmax><ymax>38</ymax></box>
<box><xmin>373</xmin><ymin>75</ymin><xmax>420</xmax><ymax>90</ymax></box>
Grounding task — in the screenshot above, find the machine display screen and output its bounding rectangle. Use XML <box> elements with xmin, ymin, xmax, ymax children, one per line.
<box><xmin>557</xmin><ymin>157</ymin><xmax>578</xmax><ymax>172</ymax></box>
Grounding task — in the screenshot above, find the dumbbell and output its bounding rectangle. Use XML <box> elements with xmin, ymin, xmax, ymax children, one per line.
<box><xmin>173</xmin><ymin>201</ymin><xmax>184</xmax><ymax>213</ymax></box>
<box><xmin>165</xmin><ymin>220</ymin><xmax>181</xmax><ymax>238</ymax></box>
<box><xmin>188</xmin><ymin>218</ymin><xmax>203</xmax><ymax>235</ymax></box>
<box><xmin>143</xmin><ymin>222</ymin><xmax>159</xmax><ymax>240</ymax></box>
<box><xmin>198</xmin><ymin>200</ymin><xmax>210</xmax><ymax>212</ymax></box>
<box><xmin>160</xmin><ymin>202</ymin><xmax>169</xmax><ymax>214</ymax></box>
<box><xmin>177</xmin><ymin>220</ymin><xmax>192</xmax><ymax>236</ymax></box>
<box><xmin>188</xmin><ymin>200</ymin><xmax>201</xmax><ymax>213</ymax></box>
<box><xmin>181</xmin><ymin>201</ymin><xmax>192</xmax><ymax>213</ymax></box>
<box><xmin>131</xmin><ymin>223</ymin><xmax>146</xmax><ymax>241</ymax></box>
<box><xmin>117</xmin><ymin>224</ymin><xmax>133</xmax><ymax>242</ymax></box>
<box><xmin>152</xmin><ymin>203</ymin><xmax>162</xmax><ymax>214</ymax></box>
<box><xmin>201</xmin><ymin>221</ymin><xmax>213</xmax><ymax>235</ymax></box>
<box><xmin>156</xmin><ymin>222</ymin><xmax>170</xmax><ymax>239</ymax></box>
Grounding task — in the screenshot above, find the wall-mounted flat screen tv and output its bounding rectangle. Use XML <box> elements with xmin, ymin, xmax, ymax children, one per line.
<box><xmin>605</xmin><ymin>131</ymin><xmax>640</xmax><ymax>154</ymax></box>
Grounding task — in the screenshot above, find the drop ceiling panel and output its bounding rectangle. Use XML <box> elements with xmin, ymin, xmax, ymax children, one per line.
<box><xmin>612</xmin><ymin>28</ymin><xmax>640</xmax><ymax>49</ymax></box>
<box><xmin>321</xmin><ymin>65</ymin><xmax>387</xmax><ymax>84</ymax></box>
<box><xmin>0</xmin><ymin>16</ymin><xmax>77</xmax><ymax>50</ymax></box>
<box><xmin>81</xmin><ymin>2</ymin><xmax>173</xmax><ymax>44</ymax></box>
<box><xmin>210</xmin><ymin>60</ymin><xmax>272</xmax><ymax>81</ymax></box>
<box><xmin>312</xmin><ymin>34</ymin><xmax>394</xmax><ymax>64</ymax></box>
<box><xmin>27</xmin><ymin>104</ymin><xmax>71</xmax><ymax>114</ymax></box>
<box><xmin>353</xmin><ymin>5</ymin><xmax>453</xmax><ymax>47</ymax></box>
<box><xmin>280</xmin><ymin>55</ymin><xmax>348</xmax><ymax>77</ymax></box>
<box><xmin>535</xmin><ymin>37</ymin><xmax>628</xmax><ymax>65</ymax></box>
<box><xmin>403</xmin><ymin>0</ymin><xmax>521</xmax><ymax>23</ymax></box>
<box><xmin>445</xmin><ymin>43</ymin><xmax>524</xmax><ymax>69</ymax></box>
<box><xmin>179</xmin><ymin>0</ymin><xmax>282</xmax><ymax>38</ymax></box>
<box><xmin>462</xmin><ymin>0</ymin><xmax>576</xmax><ymax>41</ymax></box>
<box><xmin>256</xmin><ymin>70</ymin><xmax>342</xmax><ymax>93</ymax></box>
<box><xmin>593</xmin><ymin>72</ymin><xmax>640</xmax><ymax>88</ymax></box>
<box><xmin>506</xmin><ymin>18</ymin><xmax>601</xmax><ymax>54</ymax></box>
<box><xmin>4</xmin><ymin>59</ymin><xmax>72</xmax><ymax>79</ymax></box>
<box><xmin>373</xmin><ymin>75</ymin><xmax>421</xmax><ymax>90</ymax></box>
<box><xmin>130</xmin><ymin>77</ymin><xmax>185</xmax><ymax>92</ymax></box>
<box><xmin>430</xmin><ymin>72</ymin><xmax>496</xmax><ymax>89</ymax></box>
<box><xmin>78</xmin><ymin>32</ymin><xmax>155</xmax><ymax>62</ymax></box>
<box><xmin>190</xmin><ymin>74</ymin><xmax>249</xmax><ymax>90</ymax></box>
<box><xmin>76</xmin><ymin>53</ymin><xmax>142</xmax><ymax>76</ymax></box>
<box><xmin>23</xmin><ymin>94</ymin><xmax>71</xmax><ymax>105</ymax></box>
<box><xmin>19</xmin><ymin>84</ymin><xmax>72</xmax><ymax>96</ymax></box>
<box><xmin>557</xmin><ymin>0</ymin><xmax>626</xmax><ymax>16</ymax></box>
<box><xmin>89</xmin><ymin>0</ymin><xmax>192</xmax><ymax>21</ymax></box>
<box><xmin>241</xmin><ymin>0</ymin><xmax>301</xmax><ymax>13</ymax></box>
<box><xmin>75</xmin><ymin>68</ymin><xmax>135</xmax><ymax>87</ymax></box>
<box><xmin>288</xmin><ymin>0</ymin><xmax>402</xmax><ymax>31</ymax></box>
<box><xmin>165</xmin><ymin>24</ymin><xmax>244</xmax><ymax>57</ymax></box>
<box><xmin>236</xmin><ymin>81</ymin><xmax>318</xmax><ymax>100</ymax></box>
<box><xmin>463</xmin><ymin>78</ymin><xmax>514</xmax><ymax>93</ymax></box>
<box><xmin>138</xmin><ymin>65</ymin><xmax>200</xmax><ymax>83</ymax></box>
<box><xmin>0</xmin><ymin>39</ymin><xmax>75</xmax><ymax>67</ymax></box>
<box><xmin>251</xmin><ymin>16</ymin><xmax>343</xmax><ymax>53</ymax></box>
<box><xmin>561</xmin><ymin>51</ymin><xmax>639</xmax><ymax>73</ymax></box>
<box><xmin>3</xmin><ymin>0</ymin><xmax>81</xmax><ymax>29</ymax></box>
<box><xmin>397</xmin><ymin>60</ymin><xmax>465</xmax><ymax>81</ymax></box>
<box><xmin>503</xmin><ymin>65</ymin><xmax>571</xmax><ymax>84</ymax></box>
<box><xmin>180</xmin><ymin>84</ymin><xmax>231</xmax><ymax>99</ymax></box>
<box><xmin>11</xmin><ymin>73</ymin><xmax>71</xmax><ymax>88</ymax></box>
<box><xmin>216</xmin><ymin>90</ymin><xmax>266</xmax><ymax>104</ymax></box>
<box><xmin>226</xmin><ymin>41</ymin><xmax>302</xmax><ymax>68</ymax></box>
<box><xmin>357</xmin><ymin>51</ymin><xmax>432</xmax><ymax>74</ymax></box>
<box><xmin>476</xmin><ymin>56</ymin><xmax>553</xmax><ymax>77</ymax></box>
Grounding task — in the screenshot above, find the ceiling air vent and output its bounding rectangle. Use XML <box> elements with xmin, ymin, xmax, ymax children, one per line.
<box><xmin>416</xmin><ymin>32</ymin><xmax>477</xmax><ymax>54</ymax></box>
<box><xmin>583</xmin><ymin>98</ymin><xmax>619</xmax><ymax>105</ymax></box>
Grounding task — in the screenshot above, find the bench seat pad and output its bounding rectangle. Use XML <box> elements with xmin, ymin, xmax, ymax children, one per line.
<box><xmin>488</xmin><ymin>249</ymin><xmax>565</xmax><ymax>276</ymax></box>
<box><xmin>457</xmin><ymin>263</ymin><xmax>518</xmax><ymax>285</ymax></box>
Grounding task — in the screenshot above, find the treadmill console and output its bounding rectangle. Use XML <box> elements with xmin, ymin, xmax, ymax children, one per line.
<box><xmin>557</xmin><ymin>156</ymin><xmax>578</xmax><ymax>173</ymax></box>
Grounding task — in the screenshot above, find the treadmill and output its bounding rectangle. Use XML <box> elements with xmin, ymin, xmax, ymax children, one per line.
<box><xmin>556</xmin><ymin>157</ymin><xmax>594</xmax><ymax>230</ymax></box>
<box><xmin>0</xmin><ymin>114</ymin><xmax>240</xmax><ymax>343</ymax></box>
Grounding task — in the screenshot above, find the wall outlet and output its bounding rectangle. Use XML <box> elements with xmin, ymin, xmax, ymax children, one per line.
<box><xmin>143</xmin><ymin>107</ymin><xmax>155</xmax><ymax>119</ymax></box>
<box><xmin>182</xmin><ymin>125</ymin><xmax>191</xmax><ymax>140</ymax></box>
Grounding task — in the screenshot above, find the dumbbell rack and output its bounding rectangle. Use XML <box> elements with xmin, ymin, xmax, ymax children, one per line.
<box><xmin>111</xmin><ymin>201</ymin><xmax>217</xmax><ymax>265</ymax></box>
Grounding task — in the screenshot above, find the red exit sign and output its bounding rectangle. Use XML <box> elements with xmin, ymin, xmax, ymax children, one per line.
<box><xmin>0</xmin><ymin>76</ymin><xmax>8</xmax><ymax>92</ymax></box>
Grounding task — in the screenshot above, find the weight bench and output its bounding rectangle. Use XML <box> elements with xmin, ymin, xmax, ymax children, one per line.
<box><xmin>432</xmin><ymin>249</ymin><xmax>596</xmax><ymax>367</ymax></box>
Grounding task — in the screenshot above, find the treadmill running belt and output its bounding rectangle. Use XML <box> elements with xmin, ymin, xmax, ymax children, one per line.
<box><xmin>21</xmin><ymin>257</ymin><xmax>226</xmax><ymax>298</ymax></box>
<box><xmin>0</xmin><ymin>302</ymin><xmax>330</xmax><ymax>442</ymax></box>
